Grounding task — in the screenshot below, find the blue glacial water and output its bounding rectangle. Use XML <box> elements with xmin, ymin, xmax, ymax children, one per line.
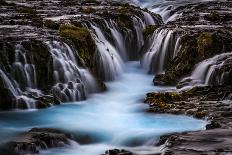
<box><xmin>0</xmin><ymin>62</ymin><xmax>207</xmax><ymax>155</ymax></box>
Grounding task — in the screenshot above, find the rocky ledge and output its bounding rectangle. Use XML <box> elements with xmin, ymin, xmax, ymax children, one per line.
<box><xmin>0</xmin><ymin>128</ymin><xmax>75</xmax><ymax>155</ymax></box>
<box><xmin>145</xmin><ymin>86</ymin><xmax>232</xmax><ymax>154</ymax></box>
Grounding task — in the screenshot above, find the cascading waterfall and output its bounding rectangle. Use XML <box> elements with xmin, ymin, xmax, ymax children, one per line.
<box><xmin>142</xmin><ymin>11</ymin><xmax>156</xmax><ymax>25</ymax></box>
<box><xmin>105</xmin><ymin>20</ymin><xmax>127</xmax><ymax>60</ymax></box>
<box><xmin>0</xmin><ymin>68</ymin><xmax>30</xmax><ymax>109</ymax></box>
<box><xmin>0</xmin><ymin>41</ymin><xmax>98</xmax><ymax>109</ymax></box>
<box><xmin>179</xmin><ymin>53</ymin><xmax>232</xmax><ymax>87</ymax></box>
<box><xmin>89</xmin><ymin>23</ymin><xmax>124</xmax><ymax>81</ymax></box>
<box><xmin>13</xmin><ymin>44</ymin><xmax>37</xmax><ymax>89</ymax></box>
<box><xmin>141</xmin><ymin>28</ymin><xmax>181</xmax><ymax>74</ymax></box>
<box><xmin>47</xmin><ymin>41</ymin><xmax>98</xmax><ymax>102</ymax></box>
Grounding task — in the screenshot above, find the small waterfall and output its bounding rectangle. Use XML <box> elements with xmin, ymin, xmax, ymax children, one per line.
<box><xmin>142</xmin><ymin>11</ymin><xmax>156</xmax><ymax>25</ymax></box>
<box><xmin>132</xmin><ymin>16</ymin><xmax>145</xmax><ymax>54</ymax></box>
<box><xmin>179</xmin><ymin>53</ymin><xmax>232</xmax><ymax>87</ymax></box>
<box><xmin>0</xmin><ymin>68</ymin><xmax>36</xmax><ymax>109</ymax></box>
<box><xmin>47</xmin><ymin>41</ymin><xmax>98</xmax><ymax>102</ymax></box>
<box><xmin>141</xmin><ymin>28</ymin><xmax>179</xmax><ymax>74</ymax></box>
<box><xmin>13</xmin><ymin>44</ymin><xmax>37</xmax><ymax>89</ymax></box>
<box><xmin>105</xmin><ymin>20</ymin><xmax>127</xmax><ymax>60</ymax></box>
<box><xmin>90</xmin><ymin>23</ymin><xmax>124</xmax><ymax>81</ymax></box>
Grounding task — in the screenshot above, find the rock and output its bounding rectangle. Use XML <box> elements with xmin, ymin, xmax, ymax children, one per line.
<box><xmin>103</xmin><ymin>149</ymin><xmax>133</xmax><ymax>155</ymax></box>
<box><xmin>162</xmin><ymin>129</ymin><xmax>232</xmax><ymax>155</ymax></box>
<box><xmin>0</xmin><ymin>128</ymin><xmax>74</xmax><ymax>155</ymax></box>
<box><xmin>206</xmin><ymin>121</ymin><xmax>221</xmax><ymax>130</ymax></box>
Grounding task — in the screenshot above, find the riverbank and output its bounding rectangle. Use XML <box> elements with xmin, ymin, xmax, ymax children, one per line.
<box><xmin>146</xmin><ymin>86</ymin><xmax>232</xmax><ymax>154</ymax></box>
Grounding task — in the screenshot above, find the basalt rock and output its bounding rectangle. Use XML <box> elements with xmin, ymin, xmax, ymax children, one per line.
<box><xmin>103</xmin><ymin>149</ymin><xmax>133</xmax><ymax>155</ymax></box>
<box><xmin>0</xmin><ymin>128</ymin><xmax>75</xmax><ymax>155</ymax></box>
<box><xmin>146</xmin><ymin>85</ymin><xmax>232</xmax><ymax>154</ymax></box>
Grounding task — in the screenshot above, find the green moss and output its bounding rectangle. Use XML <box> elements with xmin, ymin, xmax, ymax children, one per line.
<box><xmin>143</xmin><ymin>25</ymin><xmax>159</xmax><ymax>39</ymax></box>
<box><xmin>194</xmin><ymin>110</ymin><xmax>206</xmax><ymax>119</ymax></box>
<box><xmin>197</xmin><ymin>32</ymin><xmax>213</xmax><ymax>57</ymax></box>
<box><xmin>44</xmin><ymin>20</ymin><xmax>60</xmax><ymax>30</ymax></box>
<box><xmin>80</xmin><ymin>7</ymin><xmax>96</xmax><ymax>14</ymax></box>
<box><xmin>205</xmin><ymin>11</ymin><xmax>220</xmax><ymax>21</ymax></box>
<box><xmin>146</xmin><ymin>92</ymin><xmax>182</xmax><ymax>110</ymax></box>
<box><xmin>59</xmin><ymin>24</ymin><xmax>96</xmax><ymax>69</ymax></box>
<box><xmin>17</xmin><ymin>7</ymin><xmax>37</xmax><ymax>15</ymax></box>
<box><xmin>117</xmin><ymin>6</ymin><xmax>131</xmax><ymax>14</ymax></box>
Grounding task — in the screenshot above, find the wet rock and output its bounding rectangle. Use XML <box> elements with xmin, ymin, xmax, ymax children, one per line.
<box><xmin>161</xmin><ymin>129</ymin><xmax>232</xmax><ymax>155</ymax></box>
<box><xmin>0</xmin><ymin>128</ymin><xmax>75</xmax><ymax>155</ymax></box>
<box><xmin>103</xmin><ymin>149</ymin><xmax>133</xmax><ymax>155</ymax></box>
<box><xmin>147</xmin><ymin>85</ymin><xmax>232</xmax><ymax>154</ymax></box>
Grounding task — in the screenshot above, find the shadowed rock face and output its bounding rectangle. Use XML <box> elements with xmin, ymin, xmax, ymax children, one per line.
<box><xmin>0</xmin><ymin>128</ymin><xmax>75</xmax><ymax>155</ymax></box>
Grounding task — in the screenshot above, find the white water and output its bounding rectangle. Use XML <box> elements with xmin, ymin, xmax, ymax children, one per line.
<box><xmin>47</xmin><ymin>41</ymin><xmax>98</xmax><ymax>101</ymax></box>
<box><xmin>142</xmin><ymin>29</ymin><xmax>180</xmax><ymax>74</ymax></box>
<box><xmin>125</xmin><ymin>0</ymin><xmax>214</xmax><ymax>23</ymax></box>
<box><xmin>0</xmin><ymin>62</ymin><xmax>206</xmax><ymax>155</ymax></box>
<box><xmin>179</xmin><ymin>53</ymin><xmax>232</xmax><ymax>87</ymax></box>
<box><xmin>90</xmin><ymin>23</ymin><xmax>124</xmax><ymax>81</ymax></box>
<box><xmin>0</xmin><ymin>43</ymin><xmax>39</xmax><ymax>109</ymax></box>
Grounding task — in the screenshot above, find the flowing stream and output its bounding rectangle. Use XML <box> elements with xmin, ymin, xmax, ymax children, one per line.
<box><xmin>0</xmin><ymin>62</ymin><xmax>206</xmax><ymax>155</ymax></box>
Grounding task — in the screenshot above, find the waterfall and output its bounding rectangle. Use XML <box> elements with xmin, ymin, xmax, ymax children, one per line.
<box><xmin>47</xmin><ymin>41</ymin><xmax>98</xmax><ymax>102</ymax></box>
<box><xmin>13</xmin><ymin>44</ymin><xmax>37</xmax><ymax>89</ymax></box>
<box><xmin>0</xmin><ymin>43</ymin><xmax>39</xmax><ymax>109</ymax></box>
<box><xmin>141</xmin><ymin>28</ymin><xmax>180</xmax><ymax>74</ymax></box>
<box><xmin>105</xmin><ymin>20</ymin><xmax>127</xmax><ymax>60</ymax></box>
<box><xmin>142</xmin><ymin>11</ymin><xmax>156</xmax><ymax>25</ymax></box>
<box><xmin>89</xmin><ymin>23</ymin><xmax>124</xmax><ymax>81</ymax></box>
<box><xmin>179</xmin><ymin>53</ymin><xmax>232</xmax><ymax>88</ymax></box>
<box><xmin>0</xmin><ymin>68</ymin><xmax>37</xmax><ymax>109</ymax></box>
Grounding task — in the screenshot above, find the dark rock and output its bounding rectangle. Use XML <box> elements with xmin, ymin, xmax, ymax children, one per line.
<box><xmin>103</xmin><ymin>149</ymin><xmax>133</xmax><ymax>155</ymax></box>
<box><xmin>0</xmin><ymin>128</ymin><xmax>75</xmax><ymax>155</ymax></box>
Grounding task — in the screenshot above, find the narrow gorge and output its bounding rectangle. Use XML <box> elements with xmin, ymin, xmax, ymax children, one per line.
<box><xmin>0</xmin><ymin>0</ymin><xmax>231</xmax><ymax>155</ymax></box>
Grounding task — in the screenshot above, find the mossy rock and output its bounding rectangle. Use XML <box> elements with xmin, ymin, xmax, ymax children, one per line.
<box><xmin>194</xmin><ymin>110</ymin><xmax>207</xmax><ymax>119</ymax></box>
<box><xmin>80</xmin><ymin>7</ymin><xmax>96</xmax><ymax>14</ymax></box>
<box><xmin>44</xmin><ymin>20</ymin><xmax>60</xmax><ymax>30</ymax></box>
<box><xmin>205</xmin><ymin>11</ymin><xmax>220</xmax><ymax>21</ymax></box>
<box><xmin>59</xmin><ymin>24</ymin><xmax>96</xmax><ymax>70</ymax></box>
<box><xmin>197</xmin><ymin>32</ymin><xmax>213</xmax><ymax>57</ymax></box>
<box><xmin>143</xmin><ymin>25</ymin><xmax>159</xmax><ymax>40</ymax></box>
<box><xmin>146</xmin><ymin>92</ymin><xmax>182</xmax><ymax>110</ymax></box>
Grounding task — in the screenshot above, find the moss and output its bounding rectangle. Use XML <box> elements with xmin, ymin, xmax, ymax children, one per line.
<box><xmin>146</xmin><ymin>92</ymin><xmax>182</xmax><ymax>110</ymax></box>
<box><xmin>59</xmin><ymin>24</ymin><xmax>96</xmax><ymax>69</ymax></box>
<box><xmin>194</xmin><ymin>110</ymin><xmax>206</xmax><ymax>119</ymax></box>
<box><xmin>143</xmin><ymin>25</ymin><xmax>159</xmax><ymax>40</ymax></box>
<box><xmin>117</xmin><ymin>6</ymin><xmax>131</xmax><ymax>15</ymax></box>
<box><xmin>17</xmin><ymin>7</ymin><xmax>38</xmax><ymax>15</ymax></box>
<box><xmin>80</xmin><ymin>7</ymin><xmax>96</xmax><ymax>14</ymax></box>
<box><xmin>197</xmin><ymin>32</ymin><xmax>213</xmax><ymax>57</ymax></box>
<box><xmin>44</xmin><ymin>20</ymin><xmax>60</xmax><ymax>30</ymax></box>
<box><xmin>205</xmin><ymin>11</ymin><xmax>220</xmax><ymax>21</ymax></box>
